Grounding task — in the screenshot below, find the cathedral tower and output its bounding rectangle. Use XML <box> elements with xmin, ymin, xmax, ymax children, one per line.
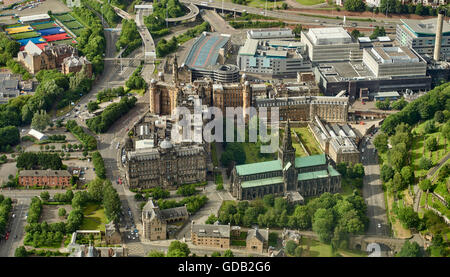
<box><xmin>278</xmin><ymin>119</ymin><xmax>296</xmax><ymax>168</ymax></box>
<box><xmin>172</xmin><ymin>54</ymin><xmax>178</xmax><ymax>85</ymax></box>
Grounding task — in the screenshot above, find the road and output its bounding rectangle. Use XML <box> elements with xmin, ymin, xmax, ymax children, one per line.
<box><xmin>361</xmin><ymin>131</ymin><xmax>389</xmax><ymax>237</ymax></box>
<box><xmin>0</xmin><ymin>198</ymin><xmax>29</xmax><ymax>257</ymax></box>
<box><xmin>201</xmin><ymin>9</ymin><xmax>237</xmax><ymax>35</ymax></box>
<box><xmin>185</xmin><ymin>0</ymin><xmax>399</xmax><ymax>29</ymax></box>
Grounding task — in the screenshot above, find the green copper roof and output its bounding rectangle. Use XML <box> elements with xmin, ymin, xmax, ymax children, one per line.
<box><xmin>328</xmin><ymin>165</ymin><xmax>341</xmax><ymax>177</ymax></box>
<box><xmin>295</xmin><ymin>154</ymin><xmax>326</xmax><ymax>168</ymax></box>
<box><xmin>297</xmin><ymin>165</ymin><xmax>341</xmax><ymax>181</ymax></box>
<box><xmin>236</xmin><ymin>160</ymin><xmax>282</xmax><ymax>176</ymax></box>
<box><xmin>297</xmin><ymin>170</ymin><xmax>329</xmax><ymax>181</ymax></box>
<box><xmin>241</xmin><ymin>176</ymin><xmax>284</xmax><ymax>188</ymax></box>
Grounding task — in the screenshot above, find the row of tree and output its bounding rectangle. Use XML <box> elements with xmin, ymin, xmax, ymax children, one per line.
<box><xmin>96</xmin><ymin>86</ymin><xmax>126</xmax><ymax>103</ymax></box>
<box><xmin>0</xmin><ymin>195</ymin><xmax>12</xmax><ymax>235</ymax></box>
<box><xmin>72</xmin><ymin>6</ymin><xmax>106</xmax><ymax>74</ymax></box>
<box><xmin>218</xmin><ymin>192</ymin><xmax>367</xmax><ymax>248</ymax></box>
<box><xmin>87</xmin><ymin>96</ymin><xmax>137</xmax><ymax>133</ymax></box>
<box><xmin>92</xmin><ymin>151</ymin><xmax>106</xmax><ymax>179</ymax></box>
<box><xmin>82</xmin><ymin>0</ymin><xmax>120</xmax><ymax>27</ymax></box>
<box><xmin>16</xmin><ymin>152</ymin><xmax>63</xmax><ymax>170</ymax></box>
<box><xmin>65</xmin><ymin>120</ymin><xmax>97</xmax><ymax>151</ymax></box>
<box><xmin>116</xmin><ymin>19</ymin><xmax>142</xmax><ymax>57</ymax></box>
<box><xmin>125</xmin><ymin>65</ymin><xmax>146</xmax><ymax>90</ymax></box>
<box><xmin>157</xmin><ymin>195</ymin><xmax>208</xmax><ymax>214</ymax></box>
<box><xmin>344</xmin><ymin>0</ymin><xmax>445</xmax><ymax>16</ymax></box>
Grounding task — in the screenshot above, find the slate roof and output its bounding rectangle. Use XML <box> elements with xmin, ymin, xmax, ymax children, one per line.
<box><xmin>246</xmin><ymin>228</ymin><xmax>269</xmax><ymax>243</ymax></box>
<box><xmin>191</xmin><ymin>223</ymin><xmax>230</xmax><ymax>238</ymax></box>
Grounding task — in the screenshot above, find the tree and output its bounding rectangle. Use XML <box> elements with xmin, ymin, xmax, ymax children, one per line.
<box><xmin>223</xmin><ymin>249</ymin><xmax>234</xmax><ymax>257</ymax></box>
<box><xmin>350</xmin><ymin>29</ymin><xmax>364</xmax><ymax>39</ymax></box>
<box><xmin>148</xmin><ymin>250</ymin><xmax>165</xmax><ymax>257</ymax></box>
<box><xmin>312</xmin><ymin>208</ymin><xmax>335</xmax><ymax>243</ymax></box>
<box><xmin>211</xmin><ymin>251</ymin><xmax>221</xmax><ymax>257</ymax></box>
<box><xmin>58</xmin><ymin>208</ymin><xmax>67</xmax><ymax>217</ymax></box>
<box><xmin>167</xmin><ymin>241</ymin><xmax>190</xmax><ymax>257</ymax></box>
<box><xmin>415</xmin><ymin>3</ymin><xmax>424</xmax><ymax>16</ymax></box>
<box><xmin>375</xmin><ymin>98</ymin><xmax>390</xmax><ymax>110</ymax></box>
<box><xmin>40</xmin><ymin>191</ymin><xmax>50</xmax><ymax>201</ymax></box>
<box><xmin>344</xmin><ymin>0</ymin><xmax>366</xmax><ymax>12</ymax></box>
<box><xmin>285</xmin><ymin>240</ymin><xmax>298</xmax><ymax>256</ymax></box>
<box><xmin>392</xmin><ymin>172</ymin><xmax>405</xmax><ymax>192</ymax></box>
<box><xmin>418</xmin><ymin>179</ymin><xmax>432</xmax><ymax>192</ymax></box>
<box><xmin>380</xmin><ymin>164</ymin><xmax>394</xmax><ymax>183</ymax></box>
<box><xmin>419</xmin><ymin>157</ymin><xmax>433</xmax><ymax>170</ymax></box>
<box><xmin>87</xmin><ymin>178</ymin><xmax>104</xmax><ymax>202</ymax></box>
<box><xmin>205</xmin><ymin>214</ymin><xmax>218</xmax><ymax>224</ymax></box>
<box><xmin>434</xmin><ymin>111</ymin><xmax>445</xmax><ymax>123</ymax></box>
<box><xmin>31</xmin><ymin>110</ymin><xmax>51</xmax><ymax>131</ymax></box>
<box><xmin>292</xmin><ymin>25</ymin><xmax>302</xmax><ymax>37</ymax></box>
<box><xmin>397</xmin><ymin>206</ymin><xmax>420</xmax><ymax>229</ymax></box>
<box><xmin>397</xmin><ymin>241</ymin><xmax>422</xmax><ymax>257</ymax></box>
<box><xmin>390</xmin><ymin>98</ymin><xmax>408</xmax><ymax>110</ymax></box>
<box><xmin>370</xmin><ymin>26</ymin><xmax>386</xmax><ymax>40</ymax></box>
<box><xmin>14</xmin><ymin>246</ymin><xmax>28</xmax><ymax>257</ymax></box>
<box><xmin>400</xmin><ymin>166</ymin><xmax>414</xmax><ymax>187</ymax></box>
<box><xmin>424</xmin><ymin>120</ymin><xmax>436</xmax><ymax>134</ymax></box>
<box><xmin>425</xmin><ymin>137</ymin><xmax>438</xmax><ymax>152</ymax></box>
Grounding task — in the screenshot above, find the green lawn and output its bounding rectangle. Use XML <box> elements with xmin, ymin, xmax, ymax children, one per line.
<box><xmin>411</xmin><ymin>120</ymin><xmax>448</xmax><ymax>179</ymax></box>
<box><xmin>242</xmin><ymin>142</ymin><xmax>276</xmax><ymax>164</ymax></box>
<box><xmin>31</xmin><ymin>22</ymin><xmax>58</xmax><ymax>30</ymax></box>
<box><xmin>80</xmin><ymin>203</ymin><xmax>108</xmax><ymax>232</ymax></box>
<box><xmin>295</xmin><ymin>0</ymin><xmax>325</xmax><ymax>5</ymax></box>
<box><xmin>299</xmin><ymin>237</ymin><xmax>333</xmax><ymax>257</ymax></box>
<box><xmin>292</xmin><ymin>127</ymin><xmax>322</xmax><ymax>155</ymax></box>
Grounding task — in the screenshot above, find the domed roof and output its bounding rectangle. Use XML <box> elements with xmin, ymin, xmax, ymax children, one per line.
<box><xmin>244</xmin><ymin>80</ymin><xmax>249</xmax><ymax>86</ymax></box>
<box><xmin>150</xmin><ymin>79</ymin><xmax>157</xmax><ymax>84</ymax></box>
<box><xmin>160</xmin><ymin>139</ymin><xmax>173</xmax><ymax>149</ymax></box>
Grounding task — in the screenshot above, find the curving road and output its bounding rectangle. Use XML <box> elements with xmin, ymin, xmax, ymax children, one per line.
<box><xmin>166</xmin><ymin>2</ymin><xmax>199</xmax><ymax>22</ymax></box>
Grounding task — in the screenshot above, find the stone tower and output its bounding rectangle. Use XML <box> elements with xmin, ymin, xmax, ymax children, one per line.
<box><xmin>149</xmin><ymin>79</ymin><xmax>160</xmax><ymax>114</ymax></box>
<box><xmin>278</xmin><ymin>119</ymin><xmax>296</xmax><ymax>168</ymax></box>
<box><xmin>279</xmin><ymin>119</ymin><xmax>297</xmax><ymax>192</ymax></box>
<box><xmin>172</xmin><ymin>54</ymin><xmax>178</xmax><ymax>85</ymax></box>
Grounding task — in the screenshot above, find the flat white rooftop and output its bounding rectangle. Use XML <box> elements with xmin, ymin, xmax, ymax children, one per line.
<box><xmin>307</xmin><ymin>27</ymin><xmax>353</xmax><ymax>45</ymax></box>
<box><xmin>19</xmin><ymin>14</ymin><xmax>50</xmax><ymax>23</ymax></box>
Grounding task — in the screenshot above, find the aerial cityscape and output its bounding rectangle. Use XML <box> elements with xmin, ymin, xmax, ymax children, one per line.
<box><xmin>0</xmin><ymin>0</ymin><xmax>449</xmax><ymax>261</ymax></box>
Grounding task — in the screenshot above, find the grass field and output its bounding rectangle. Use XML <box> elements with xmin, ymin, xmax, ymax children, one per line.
<box><xmin>295</xmin><ymin>0</ymin><xmax>325</xmax><ymax>5</ymax></box>
<box><xmin>31</xmin><ymin>22</ymin><xmax>58</xmax><ymax>30</ymax></box>
<box><xmin>242</xmin><ymin>142</ymin><xmax>276</xmax><ymax>164</ymax></box>
<box><xmin>10</xmin><ymin>31</ymin><xmax>40</xmax><ymax>39</ymax></box>
<box><xmin>54</xmin><ymin>13</ymin><xmax>76</xmax><ymax>22</ymax></box>
<box><xmin>292</xmin><ymin>127</ymin><xmax>322</xmax><ymax>155</ymax></box>
<box><xmin>64</xmin><ymin>21</ymin><xmax>83</xmax><ymax>29</ymax></box>
<box><xmin>52</xmin><ymin>39</ymin><xmax>77</xmax><ymax>45</ymax></box>
<box><xmin>80</xmin><ymin>203</ymin><xmax>108</xmax><ymax>232</ymax></box>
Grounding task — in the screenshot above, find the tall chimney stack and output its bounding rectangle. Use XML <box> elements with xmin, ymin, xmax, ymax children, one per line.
<box><xmin>434</xmin><ymin>10</ymin><xmax>445</xmax><ymax>62</ymax></box>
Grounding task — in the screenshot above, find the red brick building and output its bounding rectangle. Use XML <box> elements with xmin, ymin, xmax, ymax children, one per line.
<box><xmin>18</xmin><ymin>169</ymin><xmax>71</xmax><ymax>188</ymax></box>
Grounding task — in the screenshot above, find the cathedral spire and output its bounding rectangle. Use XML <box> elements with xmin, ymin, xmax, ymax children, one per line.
<box><xmin>172</xmin><ymin>54</ymin><xmax>178</xmax><ymax>84</ymax></box>
<box><xmin>283</xmin><ymin>118</ymin><xmax>294</xmax><ymax>152</ymax></box>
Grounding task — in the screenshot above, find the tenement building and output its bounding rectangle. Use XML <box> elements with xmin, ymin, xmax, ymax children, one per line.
<box><xmin>255</xmin><ymin>95</ymin><xmax>348</xmax><ymax>123</ymax></box>
<box><xmin>142</xmin><ymin>199</ymin><xmax>189</xmax><ymax>241</ymax></box>
<box><xmin>230</xmin><ymin>121</ymin><xmax>341</xmax><ymax>200</ymax></box>
<box><xmin>191</xmin><ymin>222</ymin><xmax>231</xmax><ymax>249</ymax></box>
<box><xmin>126</xmin><ymin>139</ymin><xmax>207</xmax><ymax>189</ymax></box>
<box><xmin>18</xmin><ymin>169</ymin><xmax>71</xmax><ymax>188</ymax></box>
<box><xmin>237</xmin><ymin>38</ymin><xmax>311</xmax><ymax>77</ymax></box>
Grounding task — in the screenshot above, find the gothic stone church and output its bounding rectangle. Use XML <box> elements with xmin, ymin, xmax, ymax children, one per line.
<box><xmin>230</xmin><ymin>120</ymin><xmax>341</xmax><ymax>201</ymax></box>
